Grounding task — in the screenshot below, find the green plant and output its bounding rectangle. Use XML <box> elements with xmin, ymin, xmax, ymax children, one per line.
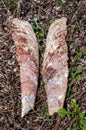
<box><xmin>67</xmin><ymin>83</ymin><xmax>73</xmax><ymax>96</ymax></box>
<box><xmin>67</xmin><ymin>65</ymin><xmax>84</xmax><ymax>96</ymax></box>
<box><xmin>58</xmin><ymin>99</ymin><xmax>86</xmax><ymax>130</ymax></box>
<box><xmin>36</xmin><ymin>23</ymin><xmax>45</xmax><ymax>39</ymax></box>
<box><xmin>48</xmin><ymin>19</ymin><xmax>55</xmax><ymax>25</ymax></box>
<box><xmin>79</xmin><ymin>16</ymin><xmax>85</xmax><ymax>23</ymax></box>
<box><xmin>31</xmin><ymin>14</ymin><xmax>45</xmax><ymax>40</ymax></box>
<box><xmin>56</xmin><ymin>0</ymin><xmax>63</xmax><ymax>5</ymax></box>
<box><xmin>69</xmin><ymin>66</ymin><xmax>84</xmax><ymax>81</ymax></box>
<box><xmin>40</xmin><ymin>79</ymin><xmax>45</xmax><ymax>86</ymax></box>
<box><xmin>39</xmin><ymin>44</ymin><xmax>43</xmax><ymax>52</ymax></box>
<box><xmin>73</xmin><ymin>50</ymin><xmax>86</xmax><ymax>62</ymax></box>
<box><xmin>31</xmin><ymin>14</ymin><xmax>45</xmax><ymax>52</ymax></box>
<box><xmin>72</xmin><ymin>43</ymin><xmax>86</xmax><ymax>62</ymax></box>
<box><xmin>3</xmin><ymin>0</ymin><xmax>19</xmax><ymax>10</ymax></box>
<box><xmin>72</xmin><ymin>44</ymin><xmax>78</xmax><ymax>50</ymax></box>
<box><xmin>14</xmin><ymin>0</ymin><xmax>19</xmax><ymax>3</ymax></box>
<box><xmin>69</xmin><ymin>27</ymin><xmax>75</xmax><ymax>34</ymax></box>
<box><xmin>31</xmin><ymin>14</ymin><xmax>39</xmax><ymax>29</ymax></box>
<box><xmin>58</xmin><ymin>108</ymin><xmax>72</xmax><ymax>117</ymax></box>
<box><xmin>44</xmin><ymin>108</ymin><xmax>49</xmax><ymax>117</ymax></box>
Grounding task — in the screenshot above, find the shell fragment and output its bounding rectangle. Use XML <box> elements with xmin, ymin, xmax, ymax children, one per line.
<box><xmin>12</xmin><ymin>18</ymin><xmax>39</xmax><ymax>117</ymax></box>
<box><xmin>42</xmin><ymin>17</ymin><xmax>68</xmax><ymax>115</ymax></box>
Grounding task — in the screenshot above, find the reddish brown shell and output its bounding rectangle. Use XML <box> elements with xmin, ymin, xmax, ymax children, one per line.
<box><xmin>42</xmin><ymin>17</ymin><xmax>68</xmax><ymax>115</ymax></box>
<box><xmin>12</xmin><ymin>18</ymin><xmax>39</xmax><ymax>117</ymax></box>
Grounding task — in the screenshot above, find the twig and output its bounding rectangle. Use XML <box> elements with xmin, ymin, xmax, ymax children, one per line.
<box><xmin>29</xmin><ymin>0</ymin><xmax>54</xmax><ymax>19</ymax></box>
<box><xmin>68</xmin><ymin>1</ymin><xmax>82</xmax><ymax>27</ymax></box>
<box><xmin>1</xmin><ymin>0</ymin><xmax>11</xmax><ymax>14</ymax></box>
<box><xmin>16</xmin><ymin>0</ymin><xmax>22</xmax><ymax>18</ymax></box>
<box><xmin>0</xmin><ymin>109</ymin><xmax>13</xmax><ymax>113</ymax></box>
<box><xmin>76</xmin><ymin>91</ymin><xmax>86</xmax><ymax>100</ymax></box>
<box><xmin>76</xmin><ymin>21</ymin><xmax>85</xmax><ymax>37</ymax></box>
<box><xmin>12</xmin><ymin>0</ymin><xmax>22</xmax><ymax>18</ymax></box>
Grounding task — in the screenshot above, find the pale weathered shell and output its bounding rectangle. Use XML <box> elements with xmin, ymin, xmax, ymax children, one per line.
<box><xmin>12</xmin><ymin>18</ymin><xmax>39</xmax><ymax>117</ymax></box>
<box><xmin>42</xmin><ymin>17</ymin><xmax>68</xmax><ymax>115</ymax></box>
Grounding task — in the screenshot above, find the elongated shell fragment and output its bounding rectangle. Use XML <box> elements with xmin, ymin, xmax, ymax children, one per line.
<box><xmin>42</xmin><ymin>17</ymin><xmax>68</xmax><ymax>115</ymax></box>
<box><xmin>12</xmin><ymin>18</ymin><xmax>39</xmax><ymax>117</ymax></box>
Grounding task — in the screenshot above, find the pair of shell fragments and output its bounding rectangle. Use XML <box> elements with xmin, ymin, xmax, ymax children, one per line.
<box><xmin>12</xmin><ymin>17</ymin><xmax>68</xmax><ymax>117</ymax></box>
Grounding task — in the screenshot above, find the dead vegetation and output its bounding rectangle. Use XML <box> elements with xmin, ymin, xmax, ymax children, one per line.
<box><xmin>0</xmin><ymin>0</ymin><xmax>86</xmax><ymax>130</ymax></box>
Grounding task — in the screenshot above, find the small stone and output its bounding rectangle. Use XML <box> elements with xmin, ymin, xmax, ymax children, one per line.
<box><xmin>34</xmin><ymin>0</ymin><xmax>40</xmax><ymax>3</ymax></box>
<box><xmin>12</xmin><ymin>18</ymin><xmax>39</xmax><ymax>117</ymax></box>
<box><xmin>42</xmin><ymin>17</ymin><xmax>68</xmax><ymax>115</ymax></box>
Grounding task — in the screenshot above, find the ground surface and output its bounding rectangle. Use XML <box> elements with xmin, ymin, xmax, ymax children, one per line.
<box><xmin>0</xmin><ymin>0</ymin><xmax>86</xmax><ymax>130</ymax></box>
